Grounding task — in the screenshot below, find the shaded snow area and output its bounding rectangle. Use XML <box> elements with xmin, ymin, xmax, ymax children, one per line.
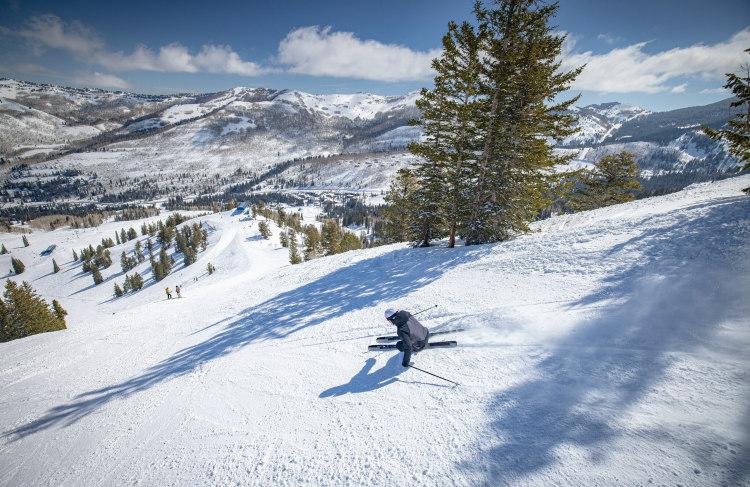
<box><xmin>1</xmin><ymin>176</ymin><xmax>749</xmax><ymax>486</ymax></box>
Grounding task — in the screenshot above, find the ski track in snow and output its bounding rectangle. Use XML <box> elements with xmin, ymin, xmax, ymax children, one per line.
<box><xmin>0</xmin><ymin>176</ymin><xmax>749</xmax><ymax>486</ymax></box>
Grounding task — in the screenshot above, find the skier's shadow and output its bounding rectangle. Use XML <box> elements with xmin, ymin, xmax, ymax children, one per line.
<box><xmin>319</xmin><ymin>355</ymin><xmax>406</xmax><ymax>398</ymax></box>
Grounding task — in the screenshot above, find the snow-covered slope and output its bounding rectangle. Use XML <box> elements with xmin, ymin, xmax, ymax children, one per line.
<box><xmin>274</xmin><ymin>90</ymin><xmax>420</xmax><ymax>121</ymax></box>
<box><xmin>1</xmin><ymin>175</ymin><xmax>748</xmax><ymax>486</ymax></box>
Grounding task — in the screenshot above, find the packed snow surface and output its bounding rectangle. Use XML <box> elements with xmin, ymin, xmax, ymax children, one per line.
<box><xmin>1</xmin><ymin>176</ymin><xmax>749</xmax><ymax>486</ymax></box>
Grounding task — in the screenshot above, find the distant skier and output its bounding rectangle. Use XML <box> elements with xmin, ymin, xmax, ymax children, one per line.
<box><xmin>165</xmin><ymin>287</ymin><xmax>172</xmax><ymax>300</ymax></box>
<box><xmin>175</xmin><ymin>285</ymin><xmax>181</xmax><ymax>298</ymax></box>
<box><xmin>384</xmin><ymin>308</ymin><xmax>429</xmax><ymax>367</ymax></box>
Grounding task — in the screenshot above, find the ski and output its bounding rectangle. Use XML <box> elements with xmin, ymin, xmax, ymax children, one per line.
<box><xmin>375</xmin><ymin>328</ymin><xmax>464</xmax><ymax>343</ymax></box>
<box><xmin>368</xmin><ymin>340</ymin><xmax>457</xmax><ymax>351</ymax></box>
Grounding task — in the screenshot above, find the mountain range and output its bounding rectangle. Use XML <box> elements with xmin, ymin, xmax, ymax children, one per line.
<box><xmin>0</xmin><ymin>78</ymin><xmax>742</xmax><ymax>206</ymax></box>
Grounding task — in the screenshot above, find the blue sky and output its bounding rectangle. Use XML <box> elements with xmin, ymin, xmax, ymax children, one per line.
<box><xmin>0</xmin><ymin>0</ymin><xmax>748</xmax><ymax>111</ymax></box>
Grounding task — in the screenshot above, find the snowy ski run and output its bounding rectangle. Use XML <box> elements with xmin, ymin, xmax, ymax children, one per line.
<box><xmin>0</xmin><ymin>176</ymin><xmax>748</xmax><ymax>487</ymax></box>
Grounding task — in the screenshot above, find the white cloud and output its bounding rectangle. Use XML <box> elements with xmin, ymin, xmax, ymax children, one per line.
<box><xmin>2</xmin><ymin>62</ymin><xmax>60</xmax><ymax>76</ymax></box>
<box><xmin>700</xmin><ymin>87</ymin><xmax>730</xmax><ymax>95</ymax></box>
<box><xmin>95</xmin><ymin>43</ymin><xmax>270</xmax><ymax>76</ymax></box>
<box><xmin>596</xmin><ymin>33</ymin><xmax>623</xmax><ymax>45</ymax></box>
<box><xmin>95</xmin><ymin>43</ymin><xmax>197</xmax><ymax>73</ymax></box>
<box><xmin>15</xmin><ymin>14</ymin><xmax>104</xmax><ymax>57</ymax></box>
<box><xmin>277</xmin><ymin>26</ymin><xmax>441</xmax><ymax>81</ymax></box>
<box><xmin>72</xmin><ymin>71</ymin><xmax>131</xmax><ymax>90</ymax></box>
<box><xmin>193</xmin><ymin>45</ymin><xmax>269</xmax><ymax>76</ymax></box>
<box><xmin>4</xmin><ymin>14</ymin><xmax>270</xmax><ymax>78</ymax></box>
<box><xmin>671</xmin><ymin>83</ymin><xmax>687</xmax><ymax>93</ymax></box>
<box><xmin>560</xmin><ymin>29</ymin><xmax>750</xmax><ymax>94</ymax></box>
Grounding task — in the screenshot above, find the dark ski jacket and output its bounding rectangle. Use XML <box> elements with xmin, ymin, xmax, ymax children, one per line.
<box><xmin>389</xmin><ymin>310</ymin><xmax>429</xmax><ymax>366</ymax></box>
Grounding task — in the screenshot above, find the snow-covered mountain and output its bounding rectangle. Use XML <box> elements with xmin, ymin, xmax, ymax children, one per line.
<box><xmin>563</xmin><ymin>102</ymin><xmax>650</xmax><ymax>147</ymax></box>
<box><xmin>560</xmin><ymin>98</ymin><xmax>742</xmax><ymax>174</ymax></box>
<box><xmin>0</xmin><ymin>175</ymin><xmax>748</xmax><ymax>486</ymax></box>
<box><xmin>0</xmin><ymin>78</ymin><xmax>420</xmax><ymax>162</ymax></box>
<box><xmin>0</xmin><ymin>78</ymin><xmax>742</xmax><ymax>205</ymax></box>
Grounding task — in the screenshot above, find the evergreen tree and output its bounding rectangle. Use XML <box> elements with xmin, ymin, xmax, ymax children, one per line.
<box><xmin>207</xmin><ymin>262</ymin><xmax>216</xmax><ymax>275</ymax></box>
<box><xmin>702</xmin><ymin>50</ymin><xmax>750</xmax><ymax>170</ymax></box>
<box><xmin>200</xmin><ymin>228</ymin><xmax>208</xmax><ymax>251</ymax></box>
<box><xmin>302</xmin><ymin>225</ymin><xmax>322</xmax><ymax>260</ymax></box>
<box><xmin>289</xmin><ymin>230</ymin><xmax>302</xmax><ymax>264</ymax></box>
<box><xmin>409</xmin><ymin>20</ymin><xmax>484</xmax><ymax>247</ymax></box>
<box><xmin>157</xmin><ymin>221</ymin><xmax>174</xmax><ymax>248</ymax></box>
<box><xmin>53</xmin><ymin>259</ymin><xmax>60</xmax><ymax>273</ymax></box>
<box><xmin>381</xmin><ymin>170</ymin><xmax>418</xmax><ymax>244</ymax></box>
<box><xmin>11</xmin><ymin>257</ymin><xmax>25</xmax><ymax>274</ymax></box>
<box><xmin>72</xmin><ymin>249</ymin><xmax>78</xmax><ymax>261</ymax></box>
<box><xmin>122</xmin><ymin>273</ymin><xmax>144</xmax><ymax>292</ymax></box>
<box><xmin>135</xmin><ymin>241</ymin><xmax>145</xmax><ymax>263</ymax></box>
<box><xmin>258</xmin><ymin>221</ymin><xmax>271</xmax><ymax>239</ymax></box>
<box><xmin>159</xmin><ymin>247</ymin><xmax>171</xmax><ymax>279</ymax></box>
<box><xmin>462</xmin><ymin>0</ymin><xmax>582</xmax><ymax>245</ymax></box>
<box><xmin>122</xmin><ymin>275</ymin><xmax>132</xmax><ymax>293</ymax></box>
<box><xmin>339</xmin><ymin>232</ymin><xmax>362</xmax><ymax>253</ymax></box>
<box><xmin>22</xmin><ymin>235</ymin><xmax>29</xmax><ymax>247</ymax></box>
<box><xmin>51</xmin><ymin>300</ymin><xmax>67</xmax><ymax>325</ymax></box>
<box><xmin>568</xmin><ymin>151</ymin><xmax>642</xmax><ymax>212</ymax></box>
<box><xmin>183</xmin><ymin>245</ymin><xmax>197</xmax><ymax>267</ymax></box>
<box><xmin>131</xmin><ymin>272</ymin><xmax>144</xmax><ymax>291</ymax></box>
<box><xmin>405</xmin><ymin>156</ymin><xmax>448</xmax><ymax>247</ymax></box>
<box><xmin>94</xmin><ymin>246</ymin><xmax>112</xmax><ymax>269</ymax></box>
<box><xmin>121</xmin><ymin>251</ymin><xmax>131</xmax><ymax>273</ymax></box>
<box><xmin>0</xmin><ymin>280</ymin><xmax>67</xmax><ymax>342</ymax></box>
<box><xmin>279</xmin><ymin>230</ymin><xmax>289</xmax><ymax>248</ymax></box>
<box><xmin>190</xmin><ymin>223</ymin><xmax>203</xmax><ymax>251</ymax></box>
<box><xmin>1</xmin><ymin>244</ymin><xmax>8</xmax><ymax>254</ymax></box>
<box><xmin>91</xmin><ymin>264</ymin><xmax>104</xmax><ymax>285</ymax></box>
<box><xmin>320</xmin><ymin>220</ymin><xmax>342</xmax><ymax>256</ymax></box>
<box><xmin>151</xmin><ymin>256</ymin><xmax>164</xmax><ymax>282</ymax></box>
<box><xmin>114</xmin><ymin>282</ymin><xmax>124</xmax><ymax>298</ymax></box>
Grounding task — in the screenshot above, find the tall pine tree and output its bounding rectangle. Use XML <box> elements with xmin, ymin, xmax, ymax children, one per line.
<box><xmin>702</xmin><ymin>49</ymin><xmax>750</xmax><ymax>170</ymax></box>
<box><xmin>466</xmin><ymin>0</ymin><xmax>582</xmax><ymax>245</ymax></box>
<box><xmin>408</xmin><ymin>20</ymin><xmax>484</xmax><ymax>247</ymax></box>
<box><xmin>463</xmin><ymin>0</ymin><xmax>582</xmax><ymax>244</ymax></box>
<box><xmin>405</xmin><ymin>0</ymin><xmax>581</xmax><ymax>246</ymax></box>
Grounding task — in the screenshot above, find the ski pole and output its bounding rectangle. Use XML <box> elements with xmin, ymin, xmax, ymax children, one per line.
<box><xmin>412</xmin><ymin>304</ymin><xmax>438</xmax><ymax>317</ymax></box>
<box><xmin>408</xmin><ymin>365</ymin><xmax>459</xmax><ymax>386</ymax></box>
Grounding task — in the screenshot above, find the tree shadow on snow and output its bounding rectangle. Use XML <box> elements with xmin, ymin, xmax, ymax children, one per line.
<box><xmin>5</xmin><ymin>244</ymin><xmax>490</xmax><ymax>440</ymax></box>
<box><xmin>460</xmin><ymin>195</ymin><xmax>750</xmax><ymax>485</ymax></box>
<box><xmin>319</xmin><ymin>355</ymin><xmax>407</xmax><ymax>397</ymax></box>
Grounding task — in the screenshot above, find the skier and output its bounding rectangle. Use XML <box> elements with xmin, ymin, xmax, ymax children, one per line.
<box><xmin>175</xmin><ymin>285</ymin><xmax>181</xmax><ymax>298</ymax></box>
<box><xmin>384</xmin><ymin>308</ymin><xmax>429</xmax><ymax>368</ymax></box>
<box><xmin>165</xmin><ymin>287</ymin><xmax>172</xmax><ymax>300</ymax></box>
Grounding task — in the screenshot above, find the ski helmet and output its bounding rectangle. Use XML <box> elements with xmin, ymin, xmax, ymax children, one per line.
<box><xmin>384</xmin><ymin>308</ymin><xmax>398</xmax><ymax>320</ymax></box>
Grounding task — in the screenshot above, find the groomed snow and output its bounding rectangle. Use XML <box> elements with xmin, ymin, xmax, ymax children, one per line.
<box><xmin>1</xmin><ymin>176</ymin><xmax>749</xmax><ymax>486</ymax></box>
